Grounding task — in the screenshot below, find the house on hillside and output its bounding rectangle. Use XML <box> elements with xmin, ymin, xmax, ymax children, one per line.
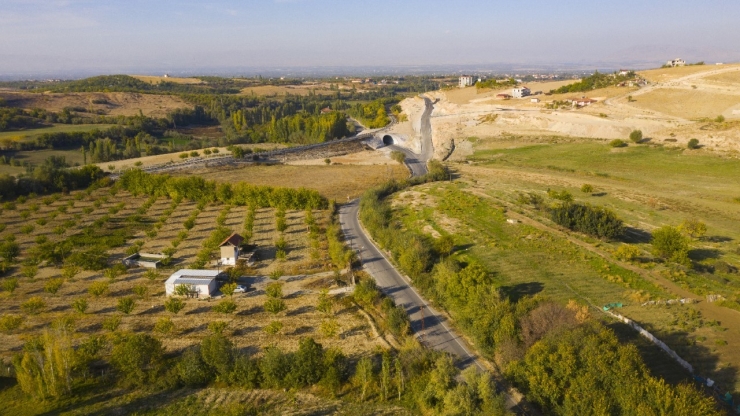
<box><xmin>320</xmin><ymin>107</ymin><xmax>333</xmax><ymax>114</ymax></box>
<box><xmin>512</xmin><ymin>86</ymin><xmax>531</xmax><ymax>98</ymax></box>
<box><xmin>665</xmin><ymin>58</ymin><xmax>686</xmax><ymax>67</ymax></box>
<box><xmin>219</xmin><ymin>232</ymin><xmax>244</xmax><ymax>266</ymax></box>
<box><xmin>496</xmin><ymin>93</ymin><xmax>512</xmax><ymax>100</ymax></box>
<box><xmin>569</xmin><ymin>97</ymin><xmax>598</xmax><ymax>107</ymax></box>
<box><xmin>165</xmin><ymin>269</ymin><xmax>225</xmax><ymax>298</ymax></box>
<box><xmin>459</xmin><ymin>75</ymin><xmax>474</xmax><ymax>88</ymax></box>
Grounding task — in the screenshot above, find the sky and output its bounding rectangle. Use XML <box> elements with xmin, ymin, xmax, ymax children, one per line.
<box><xmin>1</xmin><ymin>0</ymin><xmax>739</xmax><ymax>77</ymax></box>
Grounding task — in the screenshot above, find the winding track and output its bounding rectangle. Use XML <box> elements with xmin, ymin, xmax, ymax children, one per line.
<box><xmin>338</xmin><ymin>97</ymin><xmax>532</xmax><ymax>413</ymax></box>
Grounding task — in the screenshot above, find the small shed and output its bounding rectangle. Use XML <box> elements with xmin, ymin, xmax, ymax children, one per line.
<box><xmin>219</xmin><ymin>232</ymin><xmax>244</xmax><ymax>266</ymax></box>
<box><xmin>165</xmin><ymin>269</ymin><xmax>224</xmax><ymax>298</ymax></box>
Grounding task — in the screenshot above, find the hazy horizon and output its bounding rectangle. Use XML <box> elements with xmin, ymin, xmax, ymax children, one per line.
<box><xmin>2</xmin><ymin>0</ymin><xmax>739</xmax><ymax>79</ymax></box>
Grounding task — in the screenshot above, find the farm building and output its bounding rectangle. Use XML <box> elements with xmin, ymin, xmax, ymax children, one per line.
<box><xmin>512</xmin><ymin>86</ymin><xmax>531</xmax><ymax>98</ymax></box>
<box><xmin>165</xmin><ymin>269</ymin><xmax>224</xmax><ymax>298</ymax></box>
<box><xmin>219</xmin><ymin>232</ymin><xmax>244</xmax><ymax>266</ymax></box>
<box><xmin>570</xmin><ymin>97</ymin><xmax>597</xmax><ymax>107</ymax></box>
<box><xmin>665</xmin><ymin>58</ymin><xmax>686</xmax><ymax>67</ymax></box>
<box><xmin>496</xmin><ymin>93</ymin><xmax>512</xmax><ymax>100</ymax></box>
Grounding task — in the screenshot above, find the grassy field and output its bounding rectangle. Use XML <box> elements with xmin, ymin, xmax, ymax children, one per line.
<box><xmin>435</xmin><ymin>136</ymin><xmax>740</xmax><ymax>391</ymax></box>
<box><xmin>638</xmin><ymin>64</ymin><xmax>736</xmax><ymax>82</ymax></box>
<box><xmin>0</xmin><ymin>148</ymin><xmax>88</xmax><ymax>175</ymax></box>
<box><xmin>0</xmin><ymin>188</ymin><xmax>381</xmax><ymax>370</ymax></box>
<box><xmin>186</xmin><ymin>163</ymin><xmax>409</xmax><ymax>201</ymax></box>
<box><xmin>0</xmin><ymin>123</ymin><xmax>114</xmax><ymax>142</ymax></box>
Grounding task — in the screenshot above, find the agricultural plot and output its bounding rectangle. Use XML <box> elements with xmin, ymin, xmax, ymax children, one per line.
<box><xmin>437</xmin><ymin>136</ymin><xmax>740</xmax><ymax>391</ymax></box>
<box><xmin>0</xmin><ymin>186</ymin><xmax>381</xmax><ymax>368</ymax></box>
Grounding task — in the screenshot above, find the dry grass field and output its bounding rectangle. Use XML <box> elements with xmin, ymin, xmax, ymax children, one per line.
<box><xmin>639</xmin><ymin>64</ymin><xmax>734</xmax><ymax>82</ymax></box>
<box><xmin>185</xmin><ymin>162</ymin><xmax>409</xmax><ymax>201</ymax></box>
<box><xmin>131</xmin><ymin>75</ymin><xmax>204</xmax><ymax>85</ymax></box>
<box><xmin>0</xmin><ymin>187</ymin><xmax>382</xmax><ymax>369</ymax></box>
<box><xmin>628</xmin><ymin>88</ymin><xmax>740</xmax><ymax>120</ymax></box>
<box><xmin>0</xmin><ymin>91</ymin><xmax>191</xmax><ymax>118</ymax></box>
<box><xmin>239</xmin><ymin>85</ymin><xmax>336</xmax><ymax>96</ymax></box>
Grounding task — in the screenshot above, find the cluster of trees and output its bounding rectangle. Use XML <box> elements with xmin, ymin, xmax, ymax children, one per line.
<box><xmin>550</xmin><ymin>202</ymin><xmax>624</xmax><ymax>239</ymax></box>
<box><xmin>0</xmin><ymin>106</ymin><xmax>43</xmax><ymax>131</ymax></box>
<box><xmin>475</xmin><ymin>78</ymin><xmax>518</xmax><ymax>90</ymax></box>
<box><xmin>266</xmin><ymin>111</ymin><xmax>350</xmax><ymax>144</ymax></box>
<box><xmin>358</xmin><ymin>168</ymin><xmax>718</xmax><ymax>415</ymax></box>
<box><xmin>44</xmin><ymin>75</ymin><xmax>240</xmax><ymax>95</ymax></box>
<box><xmin>347</xmin><ymin>98</ymin><xmax>399</xmax><ymax>128</ymax></box>
<box><xmin>552</xmin><ymin>70</ymin><xmax>636</xmax><ymax>94</ymax></box>
<box><xmin>118</xmin><ymin>170</ymin><xmax>326</xmax><ymax>209</ymax></box>
<box><xmin>0</xmin><ymin>157</ymin><xmax>105</xmax><ymax>199</ymax></box>
<box><xmin>12</xmin><ymin>315</ymin><xmax>511</xmax><ymax>415</ymax></box>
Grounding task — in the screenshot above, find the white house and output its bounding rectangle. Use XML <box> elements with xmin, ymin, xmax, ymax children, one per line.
<box><xmin>165</xmin><ymin>269</ymin><xmax>223</xmax><ymax>298</ymax></box>
<box><xmin>219</xmin><ymin>232</ymin><xmax>244</xmax><ymax>266</ymax></box>
<box><xmin>665</xmin><ymin>58</ymin><xmax>686</xmax><ymax>67</ymax></box>
<box><xmin>459</xmin><ymin>75</ymin><xmax>474</xmax><ymax>88</ymax></box>
<box><xmin>512</xmin><ymin>86</ymin><xmax>531</xmax><ymax>98</ymax></box>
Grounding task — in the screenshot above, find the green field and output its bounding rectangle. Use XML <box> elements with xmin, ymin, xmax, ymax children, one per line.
<box><xmin>0</xmin><ymin>123</ymin><xmax>115</xmax><ymax>142</ymax></box>
<box><xmin>432</xmin><ymin>137</ymin><xmax>740</xmax><ymax>391</ymax></box>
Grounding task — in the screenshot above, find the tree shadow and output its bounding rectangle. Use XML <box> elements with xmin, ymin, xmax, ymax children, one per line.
<box><xmin>501</xmin><ymin>282</ymin><xmax>544</xmax><ymax>303</ymax></box>
<box><xmin>704</xmin><ymin>235</ymin><xmax>733</xmax><ymax>243</ymax></box>
<box><xmin>180</xmin><ymin>323</ymin><xmax>208</xmax><ymax>335</ymax></box>
<box><xmin>185</xmin><ymin>306</ymin><xmax>211</xmax><ymax>315</ymax></box>
<box><xmin>591</xmin><ymin>192</ymin><xmax>608</xmax><ymax>197</ymax></box>
<box><xmin>689</xmin><ymin>248</ymin><xmax>721</xmax><ymax>262</ymax></box>
<box><xmin>621</xmin><ymin>227</ymin><xmax>653</xmax><ymax>244</ymax></box>
<box><xmin>233</xmin><ymin>326</ymin><xmax>260</xmax><ymax>336</ymax></box>
<box><xmin>286</xmin><ymin>305</ymin><xmax>314</xmax><ymax>316</ymax></box>
<box><xmin>236</xmin><ymin>305</ymin><xmax>262</xmax><ymax>316</ymax></box>
<box><xmin>289</xmin><ymin>326</ymin><xmax>314</xmax><ymax>336</ymax></box>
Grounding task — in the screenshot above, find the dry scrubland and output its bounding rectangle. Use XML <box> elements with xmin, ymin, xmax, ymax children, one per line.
<box><xmin>131</xmin><ymin>75</ymin><xmax>205</xmax><ymax>85</ymax></box>
<box><xmin>386</xmin><ymin>64</ymin><xmax>740</xmax><ymax>156</ymax></box>
<box><xmin>0</xmin><ymin>91</ymin><xmax>191</xmax><ymax>118</ymax></box>
<box><xmin>183</xmin><ymin>162</ymin><xmax>409</xmax><ymax>201</ymax></box>
<box><xmin>0</xmin><ymin>188</ymin><xmax>382</xmax><ymax>367</ymax></box>
<box><xmin>414</xmin><ymin>136</ymin><xmax>740</xmax><ymax>391</ymax></box>
<box><xmin>239</xmin><ymin>85</ymin><xmax>338</xmax><ymax>96</ymax></box>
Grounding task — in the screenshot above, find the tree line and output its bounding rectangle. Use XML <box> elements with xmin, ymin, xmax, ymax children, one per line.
<box><xmin>117</xmin><ymin>170</ymin><xmax>326</xmax><ymax>210</ymax></box>
<box><xmin>552</xmin><ymin>70</ymin><xmax>637</xmax><ymax>94</ymax></box>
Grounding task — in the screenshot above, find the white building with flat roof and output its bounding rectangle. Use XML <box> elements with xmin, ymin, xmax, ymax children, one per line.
<box><xmin>512</xmin><ymin>86</ymin><xmax>531</xmax><ymax>98</ymax></box>
<box><xmin>459</xmin><ymin>75</ymin><xmax>474</xmax><ymax>88</ymax></box>
<box><xmin>165</xmin><ymin>269</ymin><xmax>224</xmax><ymax>298</ymax></box>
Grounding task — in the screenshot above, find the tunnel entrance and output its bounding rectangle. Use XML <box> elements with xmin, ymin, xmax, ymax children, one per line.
<box><xmin>382</xmin><ymin>135</ymin><xmax>394</xmax><ymax>145</ymax></box>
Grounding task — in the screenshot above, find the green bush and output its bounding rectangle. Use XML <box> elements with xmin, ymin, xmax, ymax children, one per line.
<box><xmin>264</xmin><ymin>298</ymin><xmax>286</xmax><ymax>314</ymax></box>
<box><xmin>154</xmin><ymin>317</ymin><xmax>175</xmax><ymax>334</ymax></box>
<box><xmin>2</xmin><ymin>277</ymin><xmax>19</xmax><ymax>294</ymax></box>
<box><xmin>0</xmin><ymin>315</ymin><xmax>24</xmax><ymax>332</ymax></box>
<box><xmin>580</xmin><ymin>184</ymin><xmax>594</xmax><ymax>193</ymax></box>
<box><xmin>213</xmin><ymin>299</ymin><xmax>237</xmax><ymax>314</ymax></box>
<box><xmin>165</xmin><ymin>297</ymin><xmax>186</xmax><ymax>314</ymax></box>
<box><xmin>687</xmin><ymin>138</ymin><xmax>700</xmax><ymax>149</ymax></box>
<box><xmin>263</xmin><ymin>320</ymin><xmax>283</xmax><ymax>335</ymax></box>
<box><xmin>609</xmin><ymin>139</ymin><xmax>628</xmax><ymax>148</ymax></box>
<box><xmin>88</xmin><ymin>281</ymin><xmax>109</xmax><ymax>297</ymax></box>
<box><xmin>550</xmin><ymin>202</ymin><xmax>623</xmax><ymax>239</ymax></box>
<box><xmin>21</xmin><ymin>297</ymin><xmax>46</xmax><ymax>315</ymax></box>
<box><xmin>111</xmin><ymin>333</ymin><xmax>164</xmax><ymax>387</ymax></box>
<box><xmin>629</xmin><ymin>130</ymin><xmax>643</xmax><ymax>143</ymax></box>
<box><xmin>102</xmin><ymin>315</ymin><xmax>121</xmax><ymax>331</ymax></box>
<box><xmin>651</xmin><ymin>226</ymin><xmax>690</xmax><ymax>265</ymax></box>
<box><xmin>72</xmin><ymin>298</ymin><xmax>88</xmax><ymax>314</ymax></box>
<box><xmin>44</xmin><ymin>278</ymin><xmax>64</xmax><ymax>294</ymax></box>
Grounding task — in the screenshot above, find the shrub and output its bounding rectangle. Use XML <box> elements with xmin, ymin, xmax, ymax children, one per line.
<box><xmin>117</xmin><ymin>297</ymin><xmax>136</xmax><ymax>314</ymax></box>
<box><xmin>165</xmin><ymin>297</ymin><xmax>186</xmax><ymax>314</ymax></box>
<box><xmin>715</xmin><ymin>115</ymin><xmax>725</xmax><ymax>123</ymax></box>
<box><xmin>550</xmin><ymin>202</ymin><xmax>623</xmax><ymax>239</ymax></box>
<box><xmin>177</xmin><ymin>347</ymin><xmax>211</xmax><ymax>387</ymax></box>
<box><xmin>320</xmin><ymin>319</ymin><xmax>339</xmax><ymax>338</ymax></box>
<box><xmin>265</xmin><ymin>282</ymin><xmax>283</xmax><ymax>298</ymax></box>
<box><xmin>629</xmin><ymin>130</ymin><xmax>643</xmax><ymax>143</ymax></box>
<box><xmin>88</xmin><ymin>281</ymin><xmax>109</xmax><ymax>297</ymax></box>
<box><xmin>264</xmin><ymin>298</ymin><xmax>286</xmax><ymax>314</ymax></box>
<box><xmin>154</xmin><ymin>317</ymin><xmax>175</xmax><ymax>334</ymax></box>
<box><xmin>20</xmin><ymin>224</ymin><xmax>34</xmax><ymax>235</ymax></box>
<box><xmin>609</xmin><ymin>139</ymin><xmax>627</xmax><ymax>148</ymax></box>
<box><xmin>580</xmin><ymin>184</ymin><xmax>594</xmax><ymax>193</ymax></box>
<box><xmin>275</xmin><ymin>236</ymin><xmax>287</xmax><ymax>252</ymax></box>
<box><xmin>213</xmin><ymin>299</ymin><xmax>237</xmax><ymax>314</ymax></box>
<box><xmin>687</xmin><ymin>138</ymin><xmax>700</xmax><ymax>149</ymax></box>
<box><xmin>72</xmin><ymin>298</ymin><xmax>88</xmax><ymax>314</ymax></box>
<box><xmin>44</xmin><ymin>278</ymin><xmax>64</xmax><ymax>294</ymax></box>
<box><xmin>651</xmin><ymin>226</ymin><xmax>690</xmax><ymax>265</ymax></box>
<box><xmin>102</xmin><ymin>315</ymin><xmax>121</xmax><ymax>331</ymax></box>
<box><xmin>269</xmin><ymin>268</ymin><xmax>284</xmax><ymax>280</ymax></box>
<box><xmin>208</xmin><ymin>321</ymin><xmax>228</xmax><ymax>335</ymax></box>
<box><xmin>21</xmin><ymin>266</ymin><xmax>39</xmax><ymax>279</ymax></box>
<box><xmin>2</xmin><ymin>277</ymin><xmax>19</xmax><ymax>294</ymax></box>
<box><xmin>132</xmin><ymin>285</ymin><xmax>148</xmax><ymax>299</ymax></box>
<box><xmin>614</xmin><ymin>244</ymin><xmax>642</xmax><ymax>262</ymax></box>
<box><xmin>179</xmin><ymin>153</ymin><xmax>189</xmax><ymax>159</ymax></box>
<box><xmin>0</xmin><ymin>315</ymin><xmax>24</xmax><ymax>332</ymax></box>
<box><xmin>220</xmin><ymin>282</ymin><xmax>236</xmax><ymax>297</ymax></box>
<box><xmin>547</xmin><ymin>189</ymin><xmax>573</xmax><ymax>202</ymax></box>
<box><xmin>678</xmin><ymin>218</ymin><xmax>706</xmax><ymax>239</ymax></box>
<box><xmin>264</xmin><ymin>320</ymin><xmax>283</xmax><ymax>335</ymax></box>
<box><xmin>22</xmin><ymin>297</ymin><xmax>46</xmax><ymax>315</ymax></box>
<box><xmin>189</xmin><ymin>151</ymin><xmax>199</xmax><ymax>157</ymax></box>
<box><xmin>110</xmin><ymin>333</ymin><xmax>164</xmax><ymax>386</ymax></box>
